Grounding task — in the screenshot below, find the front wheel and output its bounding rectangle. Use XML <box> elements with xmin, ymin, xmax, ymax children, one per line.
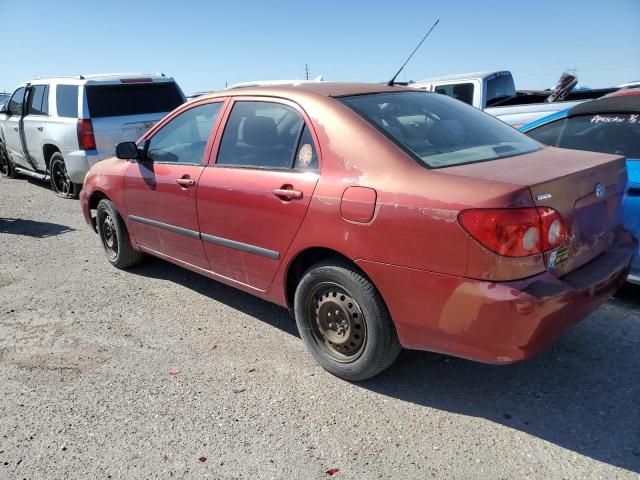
<box><xmin>96</xmin><ymin>199</ymin><xmax>143</xmax><ymax>269</ymax></box>
<box><xmin>49</xmin><ymin>152</ymin><xmax>80</xmax><ymax>199</ymax></box>
<box><xmin>294</xmin><ymin>259</ymin><xmax>401</xmax><ymax>381</ymax></box>
<box><xmin>0</xmin><ymin>143</ymin><xmax>18</xmax><ymax>178</ymax></box>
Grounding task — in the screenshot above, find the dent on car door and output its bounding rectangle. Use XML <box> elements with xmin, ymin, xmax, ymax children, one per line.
<box><xmin>3</xmin><ymin>87</ymin><xmax>27</xmax><ymax>167</ymax></box>
<box><xmin>123</xmin><ymin>101</ymin><xmax>225</xmax><ymax>269</ymax></box>
<box><xmin>197</xmin><ymin>99</ymin><xmax>320</xmax><ymax>290</ymax></box>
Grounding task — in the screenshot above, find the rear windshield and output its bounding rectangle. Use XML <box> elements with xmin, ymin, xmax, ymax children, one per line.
<box><xmin>526</xmin><ymin>114</ymin><xmax>640</xmax><ymax>159</ymax></box>
<box><xmin>86</xmin><ymin>82</ymin><xmax>184</xmax><ymax>118</ymax></box>
<box><xmin>340</xmin><ymin>91</ymin><xmax>540</xmax><ymax>168</ymax></box>
<box><xmin>485</xmin><ymin>74</ymin><xmax>516</xmax><ymax>106</ymax></box>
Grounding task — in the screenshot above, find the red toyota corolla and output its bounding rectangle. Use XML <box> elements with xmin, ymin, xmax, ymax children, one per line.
<box><xmin>80</xmin><ymin>83</ymin><xmax>636</xmax><ymax>381</ymax></box>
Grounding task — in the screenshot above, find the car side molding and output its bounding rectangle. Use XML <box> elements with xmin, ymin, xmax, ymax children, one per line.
<box><xmin>128</xmin><ymin>215</ymin><xmax>280</xmax><ymax>260</ymax></box>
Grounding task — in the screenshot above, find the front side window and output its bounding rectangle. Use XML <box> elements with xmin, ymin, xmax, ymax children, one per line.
<box><xmin>56</xmin><ymin>85</ymin><xmax>79</xmax><ymax>118</ymax></box>
<box><xmin>28</xmin><ymin>85</ymin><xmax>49</xmax><ymax>116</ymax></box>
<box><xmin>341</xmin><ymin>91</ymin><xmax>540</xmax><ymax>168</ymax></box>
<box><xmin>216</xmin><ymin>101</ymin><xmax>305</xmax><ymax>169</ymax></box>
<box><xmin>146</xmin><ymin>102</ymin><xmax>222</xmax><ymax>164</ymax></box>
<box><xmin>8</xmin><ymin>87</ymin><xmax>25</xmax><ymax>116</ymax></box>
<box><xmin>434</xmin><ymin>82</ymin><xmax>474</xmax><ymax>105</ymax></box>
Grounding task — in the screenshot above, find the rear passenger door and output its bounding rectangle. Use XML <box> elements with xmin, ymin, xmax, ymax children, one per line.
<box><xmin>23</xmin><ymin>84</ymin><xmax>49</xmax><ymax>170</ymax></box>
<box><xmin>197</xmin><ymin>99</ymin><xmax>320</xmax><ymax>290</ymax></box>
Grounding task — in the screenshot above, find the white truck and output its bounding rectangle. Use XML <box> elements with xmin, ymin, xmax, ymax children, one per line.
<box><xmin>0</xmin><ymin>73</ymin><xmax>185</xmax><ymax>198</ymax></box>
<box><xmin>411</xmin><ymin>70</ymin><xmax>616</xmax><ymax>128</ymax></box>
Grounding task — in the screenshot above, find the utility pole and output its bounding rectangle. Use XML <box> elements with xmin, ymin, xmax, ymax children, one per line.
<box><xmin>305</xmin><ymin>64</ymin><xmax>310</xmax><ymax>80</ymax></box>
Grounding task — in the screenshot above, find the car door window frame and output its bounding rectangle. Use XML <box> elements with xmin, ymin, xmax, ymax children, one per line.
<box><xmin>7</xmin><ymin>87</ymin><xmax>26</xmax><ymax>116</ymax></box>
<box><xmin>26</xmin><ymin>85</ymin><xmax>49</xmax><ymax>117</ymax></box>
<box><xmin>137</xmin><ymin>99</ymin><xmax>228</xmax><ymax>166</ymax></box>
<box><xmin>208</xmin><ymin>96</ymin><xmax>322</xmax><ymax>173</ymax></box>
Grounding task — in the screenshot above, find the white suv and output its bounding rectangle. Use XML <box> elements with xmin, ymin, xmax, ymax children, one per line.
<box><xmin>0</xmin><ymin>73</ymin><xmax>185</xmax><ymax>197</ymax></box>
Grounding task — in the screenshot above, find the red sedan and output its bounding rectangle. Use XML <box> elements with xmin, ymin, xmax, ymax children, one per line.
<box><xmin>80</xmin><ymin>83</ymin><xmax>636</xmax><ymax>381</ymax></box>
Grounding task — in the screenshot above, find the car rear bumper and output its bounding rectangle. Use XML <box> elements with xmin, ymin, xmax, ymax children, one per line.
<box><xmin>65</xmin><ymin>150</ymin><xmax>108</xmax><ymax>184</ymax></box>
<box><xmin>357</xmin><ymin>229</ymin><xmax>636</xmax><ymax>364</ymax></box>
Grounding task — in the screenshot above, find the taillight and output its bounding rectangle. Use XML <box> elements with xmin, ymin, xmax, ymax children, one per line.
<box><xmin>458</xmin><ymin>207</ymin><xmax>566</xmax><ymax>258</ymax></box>
<box><xmin>538</xmin><ymin>207</ymin><xmax>566</xmax><ymax>250</ymax></box>
<box><xmin>77</xmin><ymin>119</ymin><xmax>96</xmax><ymax>150</ymax></box>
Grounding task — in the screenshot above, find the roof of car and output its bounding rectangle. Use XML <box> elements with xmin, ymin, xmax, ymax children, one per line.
<box><xmin>199</xmin><ymin>82</ymin><xmax>410</xmax><ymax>100</ymax></box>
<box><xmin>568</xmin><ymin>88</ymin><xmax>640</xmax><ymax>117</ymax></box>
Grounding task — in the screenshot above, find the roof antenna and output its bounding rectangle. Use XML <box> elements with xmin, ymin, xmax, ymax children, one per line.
<box><xmin>387</xmin><ymin>19</ymin><xmax>440</xmax><ymax>86</ymax></box>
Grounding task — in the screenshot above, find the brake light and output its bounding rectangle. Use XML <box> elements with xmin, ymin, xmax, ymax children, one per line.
<box><xmin>77</xmin><ymin>119</ymin><xmax>96</xmax><ymax>150</ymax></box>
<box><xmin>120</xmin><ymin>78</ymin><xmax>152</xmax><ymax>84</ymax></box>
<box><xmin>538</xmin><ymin>207</ymin><xmax>566</xmax><ymax>250</ymax></box>
<box><xmin>458</xmin><ymin>207</ymin><xmax>566</xmax><ymax>258</ymax></box>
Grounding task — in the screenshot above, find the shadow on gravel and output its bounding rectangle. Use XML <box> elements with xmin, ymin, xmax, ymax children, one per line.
<box><xmin>128</xmin><ymin>256</ymin><xmax>299</xmax><ymax>338</ymax></box>
<box><xmin>126</xmin><ymin>255</ymin><xmax>640</xmax><ymax>473</ymax></box>
<box><xmin>0</xmin><ymin>217</ymin><xmax>75</xmax><ymax>238</ymax></box>
<box><xmin>361</xmin><ymin>294</ymin><xmax>640</xmax><ymax>474</ymax></box>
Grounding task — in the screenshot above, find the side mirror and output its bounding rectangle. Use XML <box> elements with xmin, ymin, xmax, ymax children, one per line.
<box><xmin>0</xmin><ymin>103</ymin><xmax>9</xmax><ymax>114</ymax></box>
<box><xmin>115</xmin><ymin>141</ymin><xmax>140</xmax><ymax>160</ymax></box>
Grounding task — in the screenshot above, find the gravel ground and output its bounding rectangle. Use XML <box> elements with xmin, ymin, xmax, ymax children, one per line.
<box><xmin>0</xmin><ymin>174</ymin><xmax>639</xmax><ymax>480</ymax></box>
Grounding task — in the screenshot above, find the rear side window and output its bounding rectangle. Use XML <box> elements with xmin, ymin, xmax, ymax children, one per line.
<box><xmin>434</xmin><ymin>83</ymin><xmax>474</xmax><ymax>105</ymax></box>
<box><xmin>28</xmin><ymin>85</ymin><xmax>49</xmax><ymax>115</ymax></box>
<box><xmin>147</xmin><ymin>102</ymin><xmax>222</xmax><ymax>164</ymax></box>
<box><xmin>86</xmin><ymin>83</ymin><xmax>184</xmax><ymax>118</ymax></box>
<box><xmin>8</xmin><ymin>87</ymin><xmax>25</xmax><ymax>116</ymax></box>
<box><xmin>56</xmin><ymin>85</ymin><xmax>79</xmax><ymax>118</ymax></box>
<box><xmin>524</xmin><ymin>119</ymin><xmax>565</xmax><ymax>146</ymax></box>
<box><xmin>216</xmin><ymin>101</ymin><xmax>304</xmax><ymax>169</ymax></box>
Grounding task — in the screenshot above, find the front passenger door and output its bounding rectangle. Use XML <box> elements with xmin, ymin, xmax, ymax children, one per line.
<box><xmin>123</xmin><ymin>101</ymin><xmax>224</xmax><ymax>269</ymax></box>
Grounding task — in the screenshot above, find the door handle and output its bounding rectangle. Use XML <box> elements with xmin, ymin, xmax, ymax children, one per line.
<box><xmin>176</xmin><ymin>176</ymin><xmax>196</xmax><ymax>187</ymax></box>
<box><xmin>273</xmin><ymin>187</ymin><xmax>303</xmax><ymax>200</ymax></box>
<box><xmin>36</xmin><ymin>126</ymin><xmax>43</xmax><ymax>131</ymax></box>
<box><xmin>12</xmin><ymin>126</ymin><xmax>18</xmax><ymax>131</ymax></box>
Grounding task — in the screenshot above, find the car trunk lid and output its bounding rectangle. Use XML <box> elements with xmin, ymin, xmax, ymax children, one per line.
<box><xmin>445</xmin><ymin>146</ymin><xmax>627</xmax><ymax>276</ymax></box>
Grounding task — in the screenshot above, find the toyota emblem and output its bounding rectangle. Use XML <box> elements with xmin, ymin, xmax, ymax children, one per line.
<box><xmin>595</xmin><ymin>183</ymin><xmax>606</xmax><ymax>201</ymax></box>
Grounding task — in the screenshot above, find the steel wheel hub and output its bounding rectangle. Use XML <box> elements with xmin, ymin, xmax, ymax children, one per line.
<box><xmin>313</xmin><ymin>287</ymin><xmax>365</xmax><ymax>357</ymax></box>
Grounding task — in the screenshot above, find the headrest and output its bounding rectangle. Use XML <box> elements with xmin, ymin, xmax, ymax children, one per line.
<box><xmin>429</xmin><ymin>120</ymin><xmax>466</xmax><ymax>147</ymax></box>
<box><xmin>243</xmin><ymin>116</ymin><xmax>278</xmax><ymax>147</ymax></box>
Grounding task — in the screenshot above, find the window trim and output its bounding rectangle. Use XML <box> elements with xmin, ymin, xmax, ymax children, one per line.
<box><xmin>137</xmin><ymin>99</ymin><xmax>228</xmax><ymax>166</ymax></box>
<box><xmin>208</xmin><ymin>96</ymin><xmax>322</xmax><ymax>173</ymax></box>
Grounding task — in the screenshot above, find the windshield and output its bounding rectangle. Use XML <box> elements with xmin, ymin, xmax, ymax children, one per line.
<box><xmin>486</xmin><ymin>74</ymin><xmax>516</xmax><ymax>106</ymax></box>
<box><xmin>86</xmin><ymin>82</ymin><xmax>184</xmax><ymax>118</ymax></box>
<box><xmin>340</xmin><ymin>91</ymin><xmax>540</xmax><ymax>168</ymax></box>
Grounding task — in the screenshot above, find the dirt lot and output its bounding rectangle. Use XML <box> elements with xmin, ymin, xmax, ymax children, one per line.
<box><xmin>0</xmin><ymin>174</ymin><xmax>639</xmax><ymax>479</ymax></box>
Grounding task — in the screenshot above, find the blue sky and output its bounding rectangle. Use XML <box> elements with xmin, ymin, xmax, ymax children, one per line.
<box><xmin>1</xmin><ymin>0</ymin><xmax>639</xmax><ymax>95</ymax></box>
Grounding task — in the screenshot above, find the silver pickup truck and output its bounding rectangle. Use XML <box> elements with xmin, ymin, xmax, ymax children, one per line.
<box><xmin>411</xmin><ymin>70</ymin><xmax>615</xmax><ymax>128</ymax></box>
<box><xmin>0</xmin><ymin>73</ymin><xmax>185</xmax><ymax>198</ymax></box>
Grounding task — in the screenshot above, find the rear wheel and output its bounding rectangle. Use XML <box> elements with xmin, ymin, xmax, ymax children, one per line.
<box><xmin>294</xmin><ymin>259</ymin><xmax>401</xmax><ymax>381</ymax></box>
<box><xmin>96</xmin><ymin>199</ymin><xmax>143</xmax><ymax>269</ymax></box>
<box><xmin>49</xmin><ymin>152</ymin><xmax>80</xmax><ymax>199</ymax></box>
<box><xmin>0</xmin><ymin>143</ymin><xmax>17</xmax><ymax>178</ymax></box>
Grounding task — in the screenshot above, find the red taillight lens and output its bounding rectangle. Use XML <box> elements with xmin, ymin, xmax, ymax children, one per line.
<box><xmin>77</xmin><ymin>119</ymin><xmax>96</xmax><ymax>151</ymax></box>
<box><xmin>458</xmin><ymin>207</ymin><xmax>566</xmax><ymax>258</ymax></box>
<box><xmin>538</xmin><ymin>207</ymin><xmax>566</xmax><ymax>250</ymax></box>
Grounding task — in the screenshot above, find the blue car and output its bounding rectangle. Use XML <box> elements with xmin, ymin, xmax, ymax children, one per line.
<box><xmin>520</xmin><ymin>90</ymin><xmax>640</xmax><ymax>284</ymax></box>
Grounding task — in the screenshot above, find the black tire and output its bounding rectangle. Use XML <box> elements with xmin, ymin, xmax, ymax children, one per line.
<box><xmin>294</xmin><ymin>259</ymin><xmax>401</xmax><ymax>381</ymax></box>
<box><xmin>96</xmin><ymin>199</ymin><xmax>143</xmax><ymax>269</ymax></box>
<box><xmin>49</xmin><ymin>152</ymin><xmax>80</xmax><ymax>199</ymax></box>
<box><xmin>0</xmin><ymin>143</ymin><xmax>18</xmax><ymax>178</ymax></box>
